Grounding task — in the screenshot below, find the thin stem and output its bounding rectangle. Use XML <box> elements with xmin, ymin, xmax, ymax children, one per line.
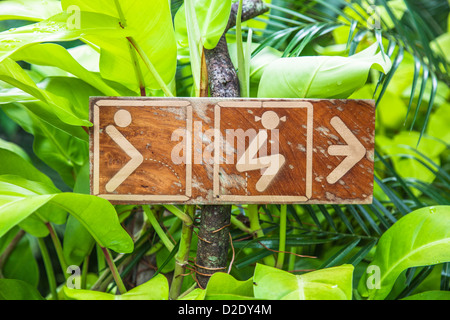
<box><xmin>143</xmin><ymin>205</ymin><xmax>175</xmax><ymax>252</ymax></box>
<box><xmin>247</xmin><ymin>205</ymin><xmax>276</xmax><ymax>267</ymax></box>
<box><xmin>200</xmin><ymin>48</ymin><xmax>209</xmax><ymax>97</ymax></box>
<box><xmin>96</xmin><ymin>244</ymin><xmax>106</xmax><ymax>275</ymax></box>
<box><xmin>178</xmin><ymin>283</ymin><xmax>197</xmax><ymax>299</ymax></box>
<box><xmin>185</xmin><ymin>0</ymin><xmax>202</xmax><ymax>97</ymax></box>
<box><xmin>92</xmin><ymin>230</ymin><xmax>153</xmax><ymax>292</ymax></box>
<box><xmin>169</xmin><ymin>205</ymin><xmax>196</xmax><ymax>300</ymax></box>
<box><xmin>0</xmin><ymin>229</ymin><xmax>25</xmax><ymax>273</ymax></box>
<box><xmin>127</xmin><ymin>38</ymin><xmax>147</xmax><ymax>96</ymax></box>
<box><xmin>288</xmin><ymin>223</ymin><xmax>299</xmax><ymax>271</ymax></box>
<box><xmin>81</xmin><ymin>256</ymin><xmax>89</xmax><ymax>289</ymax></box>
<box><xmin>147</xmin><ymin>218</ymin><xmax>182</xmax><ymax>255</ymax></box>
<box><xmin>101</xmin><ymin>247</ymin><xmax>127</xmax><ymax>295</ymax></box>
<box><xmin>127</xmin><ymin>37</ymin><xmax>174</xmax><ymax>97</ymax></box>
<box><xmin>37</xmin><ymin>238</ymin><xmax>58</xmax><ymax>300</ymax></box>
<box><xmin>46</xmin><ymin>223</ymin><xmax>68</xmax><ymax>279</ymax></box>
<box><xmin>114</xmin><ymin>0</ymin><xmax>127</xmax><ymax>27</ymax></box>
<box><xmin>276</xmin><ymin>205</ymin><xmax>287</xmax><ymax>269</ymax></box>
<box><xmin>230</xmin><ymin>215</ymin><xmax>253</xmax><ymax>234</ymax></box>
<box><xmin>113</xmin><ymin>0</ymin><xmax>146</xmax><ymax>96</ymax></box>
<box><xmin>163</xmin><ymin>205</ymin><xmax>194</xmax><ymax>226</ymax></box>
<box><xmin>236</xmin><ymin>0</ymin><xmax>250</xmax><ymax>97</ymax></box>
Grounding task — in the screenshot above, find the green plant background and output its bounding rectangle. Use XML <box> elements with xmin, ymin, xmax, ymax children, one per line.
<box><xmin>0</xmin><ymin>0</ymin><xmax>449</xmax><ymax>300</ymax></box>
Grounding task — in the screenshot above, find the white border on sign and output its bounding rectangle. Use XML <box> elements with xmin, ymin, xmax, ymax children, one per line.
<box><xmin>213</xmin><ymin>101</ymin><xmax>313</xmax><ymax>202</ymax></box>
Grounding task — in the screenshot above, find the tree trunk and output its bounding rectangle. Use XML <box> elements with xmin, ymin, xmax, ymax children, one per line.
<box><xmin>195</xmin><ymin>0</ymin><xmax>269</xmax><ymax>289</ymax></box>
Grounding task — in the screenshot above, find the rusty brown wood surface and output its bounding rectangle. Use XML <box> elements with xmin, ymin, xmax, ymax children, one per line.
<box><xmin>90</xmin><ymin>97</ymin><xmax>375</xmax><ymax>205</ymax></box>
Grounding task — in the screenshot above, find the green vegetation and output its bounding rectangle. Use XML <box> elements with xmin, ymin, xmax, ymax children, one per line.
<box><xmin>0</xmin><ymin>0</ymin><xmax>449</xmax><ymax>300</ymax></box>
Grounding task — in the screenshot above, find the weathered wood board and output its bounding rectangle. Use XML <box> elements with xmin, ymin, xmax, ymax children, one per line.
<box><xmin>90</xmin><ymin>97</ymin><xmax>375</xmax><ymax>204</ymax></box>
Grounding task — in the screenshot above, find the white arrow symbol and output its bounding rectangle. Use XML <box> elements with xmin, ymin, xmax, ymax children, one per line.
<box><xmin>326</xmin><ymin>116</ymin><xmax>366</xmax><ymax>185</ymax></box>
<box><xmin>105</xmin><ymin>125</ymin><xmax>143</xmax><ymax>193</ymax></box>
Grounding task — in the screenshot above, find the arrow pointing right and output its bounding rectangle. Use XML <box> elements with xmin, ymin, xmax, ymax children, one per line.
<box><xmin>105</xmin><ymin>125</ymin><xmax>144</xmax><ymax>193</ymax></box>
<box><xmin>326</xmin><ymin>116</ymin><xmax>366</xmax><ymax>185</ymax></box>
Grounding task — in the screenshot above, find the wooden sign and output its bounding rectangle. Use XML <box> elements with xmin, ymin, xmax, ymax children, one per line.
<box><xmin>90</xmin><ymin>97</ymin><xmax>375</xmax><ymax>204</ymax></box>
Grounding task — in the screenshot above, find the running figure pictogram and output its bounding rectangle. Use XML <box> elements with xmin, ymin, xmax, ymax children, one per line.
<box><xmin>236</xmin><ymin>111</ymin><xmax>286</xmax><ymax>192</ymax></box>
<box><xmin>105</xmin><ymin>109</ymin><xmax>143</xmax><ymax>193</ymax></box>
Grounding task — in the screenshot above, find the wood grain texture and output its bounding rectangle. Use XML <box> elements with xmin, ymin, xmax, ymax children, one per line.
<box><xmin>90</xmin><ymin>97</ymin><xmax>375</xmax><ymax>205</ymax></box>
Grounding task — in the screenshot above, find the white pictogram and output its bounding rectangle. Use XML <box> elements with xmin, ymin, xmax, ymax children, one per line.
<box><xmin>105</xmin><ymin>110</ymin><xmax>143</xmax><ymax>193</ymax></box>
<box><xmin>326</xmin><ymin>116</ymin><xmax>366</xmax><ymax>184</ymax></box>
<box><xmin>236</xmin><ymin>111</ymin><xmax>286</xmax><ymax>192</ymax></box>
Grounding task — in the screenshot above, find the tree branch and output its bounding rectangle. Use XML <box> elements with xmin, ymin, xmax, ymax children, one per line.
<box><xmin>204</xmin><ymin>0</ymin><xmax>269</xmax><ymax>97</ymax></box>
<box><xmin>195</xmin><ymin>0</ymin><xmax>269</xmax><ymax>289</ymax></box>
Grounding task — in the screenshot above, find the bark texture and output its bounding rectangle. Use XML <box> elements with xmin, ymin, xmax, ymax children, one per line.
<box><xmin>204</xmin><ymin>0</ymin><xmax>269</xmax><ymax>98</ymax></box>
<box><xmin>195</xmin><ymin>0</ymin><xmax>269</xmax><ymax>289</ymax></box>
<box><xmin>195</xmin><ymin>205</ymin><xmax>232</xmax><ymax>288</ymax></box>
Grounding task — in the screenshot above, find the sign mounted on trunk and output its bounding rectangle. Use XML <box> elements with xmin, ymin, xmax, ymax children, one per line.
<box><xmin>90</xmin><ymin>97</ymin><xmax>375</xmax><ymax>204</ymax></box>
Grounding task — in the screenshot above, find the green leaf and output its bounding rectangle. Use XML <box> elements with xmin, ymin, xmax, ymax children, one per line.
<box><xmin>63</xmin><ymin>215</ymin><xmax>95</xmax><ymax>266</ymax></box>
<box><xmin>358</xmin><ymin>206</ymin><xmax>450</xmax><ymax>300</ymax></box>
<box><xmin>0</xmin><ymin>175</ymin><xmax>65</xmax><ymax>227</ymax></box>
<box><xmin>0</xmin><ymin>176</ymin><xmax>133</xmax><ymax>254</ymax></box>
<box><xmin>402</xmin><ymin>290</ymin><xmax>450</xmax><ymax>300</ymax></box>
<box><xmin>174</xmin><ymin>0</ymin><xmax>232</xmax><ymax>95</ymax></box>
<box><xmin>0</xmin><ymin>137</ymin><xmax>30</xmax><ymax>161</ymax></box>
<box><xmin>205</xmin><ymin>272</ymin><xmax>255</xmax><ymax>300</ymax></box>
<box><xmin>179</xmin><ymin>288</ymin><xmax>207</xmax><ymax>300</ymax></box>
<box><xmin>61</xmin><ymin>0</ymin><xmax>177</xmax><ymax>92</ymax></box>
<box><xmin>0</xmin><ymin>279</ymin><xmax>44</xmax><ymax>300</ymax></box>
<box><xmin>0</xmin><ymin>148</ymin><xmax>54</xmax><ymax>186</ymax></box>
<box><xmin>253</xmin><ymin>263</ymin><xmax>354</xmax><ymax>300</ymax></box>
<box><xmin>0</xmin><ymin>11</ymin><xmax>128</xmax><ymax>64</ymax></box>
<box><xmin>257</xmin><ymin>43</ymin><xmax>392</xmax><ymax>99</ymax></box>
<box><xmin>175</xmin><ymin>0</ymin><xmax>232</xmax><ymax>50</ymax></box>
<box><xmin>379</xmin><ymin>131</ymin><xmax>447</xmax><ymax>193</ymax></box>
<box><xmin>0</xmin><ymin>0</ymin><xmax>62</xmax><ymax>22</ymax></box>
<box><xmin>63</xmin><ymin>162</ymin><xmax>93</xmax><ymax>265</ymax></box>
<box><xmin>1</xmin><ymin>101</ymin><xmax>89</xmax><ymax>181</ymax></box>
<box><xmin>11</xmin><ymin>43</ymin><xmax>119</xmax><ymax>96</ymax></box>
<box><xmin>2</xmin><ymin>234</ymin><xmax>40</xmax><ymax>287</ymax></box>
<box><xmin>64</xmin><ymin>274</ymin><xmax>169</xmax><ymax>300</ymax></box>
<box><xmin>427</xmin><ymin>103</ymin><xmax>450</xmax><ymax>144</ymax></box>
<box><xmin>0</xmin><ymin>58</ymin><xmax>90</xmax><ymax>128</ymax></box>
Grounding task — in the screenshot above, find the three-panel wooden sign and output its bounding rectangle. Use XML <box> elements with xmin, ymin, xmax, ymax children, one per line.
<box><xmin>89</xmin><ymin>97</ymin><xmax>375</xmax><ymax>204</ymax></box>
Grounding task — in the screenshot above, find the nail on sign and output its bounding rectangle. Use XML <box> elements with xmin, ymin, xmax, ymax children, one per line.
<box><xmin>90</xmin><ymin>98</ymin><xmax>375</xmax><ymax>204</ymax></box>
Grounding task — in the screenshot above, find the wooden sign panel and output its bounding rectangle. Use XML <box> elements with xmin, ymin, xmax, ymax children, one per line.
<box><xmin>90</xmin><ymin>97</ymin><xmax>375</xmax><ymax>204</ymax></box>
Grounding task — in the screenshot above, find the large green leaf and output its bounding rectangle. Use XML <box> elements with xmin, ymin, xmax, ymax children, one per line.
<box><xmin>228</xmin><ymin>43</ymin><xmax>283</xmax><ymax>84</ymax></box>
<box><xmin>402</xmin><ymin>290</ymin><xmax>450</xmax><ymax>300</ymax></box>
<box><xmin>0</xmin><ymin>0</ymin><xmax>62</xmax><ymax>22</ymax></box>
<box><xmin>379</xmin><ymin>131</ymin><xmax>447</xmax><ymax>193</ymax></box>
<box><xmin>174</xmin><ymin>0</ymin><xmax>232</xmax><ymax>95</ymax></box>
<box><xmin>63</xmin><ymin>163</ymin><xmax>95</xmax><ymax>266</ymax></box>
<box><xmin>1</xmin><ymin>234</ymin><xmax>40</xmax><ymax>287</ymax></box>
<box><xmin>0</xmin><ymin>279</ymin><xmax>44</xmax><ymax>300</ymax></box>
<box><xmin>61</xmin><ymin>0</ymin><xmax>177</xmax><ymax>92</ymax></box>
<box><xmin>257</xmin><ymin>43</ymin><xmax>392</xmax><ymax>99</ymax></box>
<box><xmin>253</xmin><ymin>263</ymin><xmax>354</xmax><ymax>300</ymax></box>
<box><xmin>0</xmin><ymin>176</ymin><xmax>133</xmax><ymax>254</ymax></box>
<box><xmin>0</xmin><ymin>137</ymin><xmax>29</xmax><ymax>161</ymax></box>
<box><xmin>205</xmin><ymin>272</ymin><xmax>255</xmax><ymax>300</ymax></box>
<box><xmin>0</xmin><ymin>148</ymin><xmax>54</xmax><ymax>186</ymax></box>
<box><xmin>427</xmin><ymin>102</ymin><xmax>450</xmax><ymax>144</ymax></box>
<box><xmin>180</xmin><ymin>272</ymin><xmax>256</xmax><ymax>300</ymax></box>
<box><xmin>11</xmin><ymin>43</ymin><xmax>119</xmax><ymax>96</ymax></box>
<box><xmin>0</xmin><ymin>148</ymin><xmax>60</xmax><ymax>236</ymax></box>
<box><xmin>1</xmin><ymin>102</ymin><xmax>88</xmax><ymax>188</ymax></box>
<box><xmin>0</xmin><ymin>58</ymin><xmax>90</xmax><ymax>129</ymax></box>
<box><xmin>175</xmin><ymin>0</ymin><xmax>232</xmax><ymax>50</ymax></box>
<box><xmin>0</xmin><ymin>11</ymin><xmax>128</xmax><ymax>64</ymax></box>
<box><xmin>358</xmin><ymin>206</ymin><xmax>450</xmax><ymax>300</ymax></box>
<box><xmin>63</xmin><ymin>274</ymin><xmax>169</xmax><ymax>300</ymax></box>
